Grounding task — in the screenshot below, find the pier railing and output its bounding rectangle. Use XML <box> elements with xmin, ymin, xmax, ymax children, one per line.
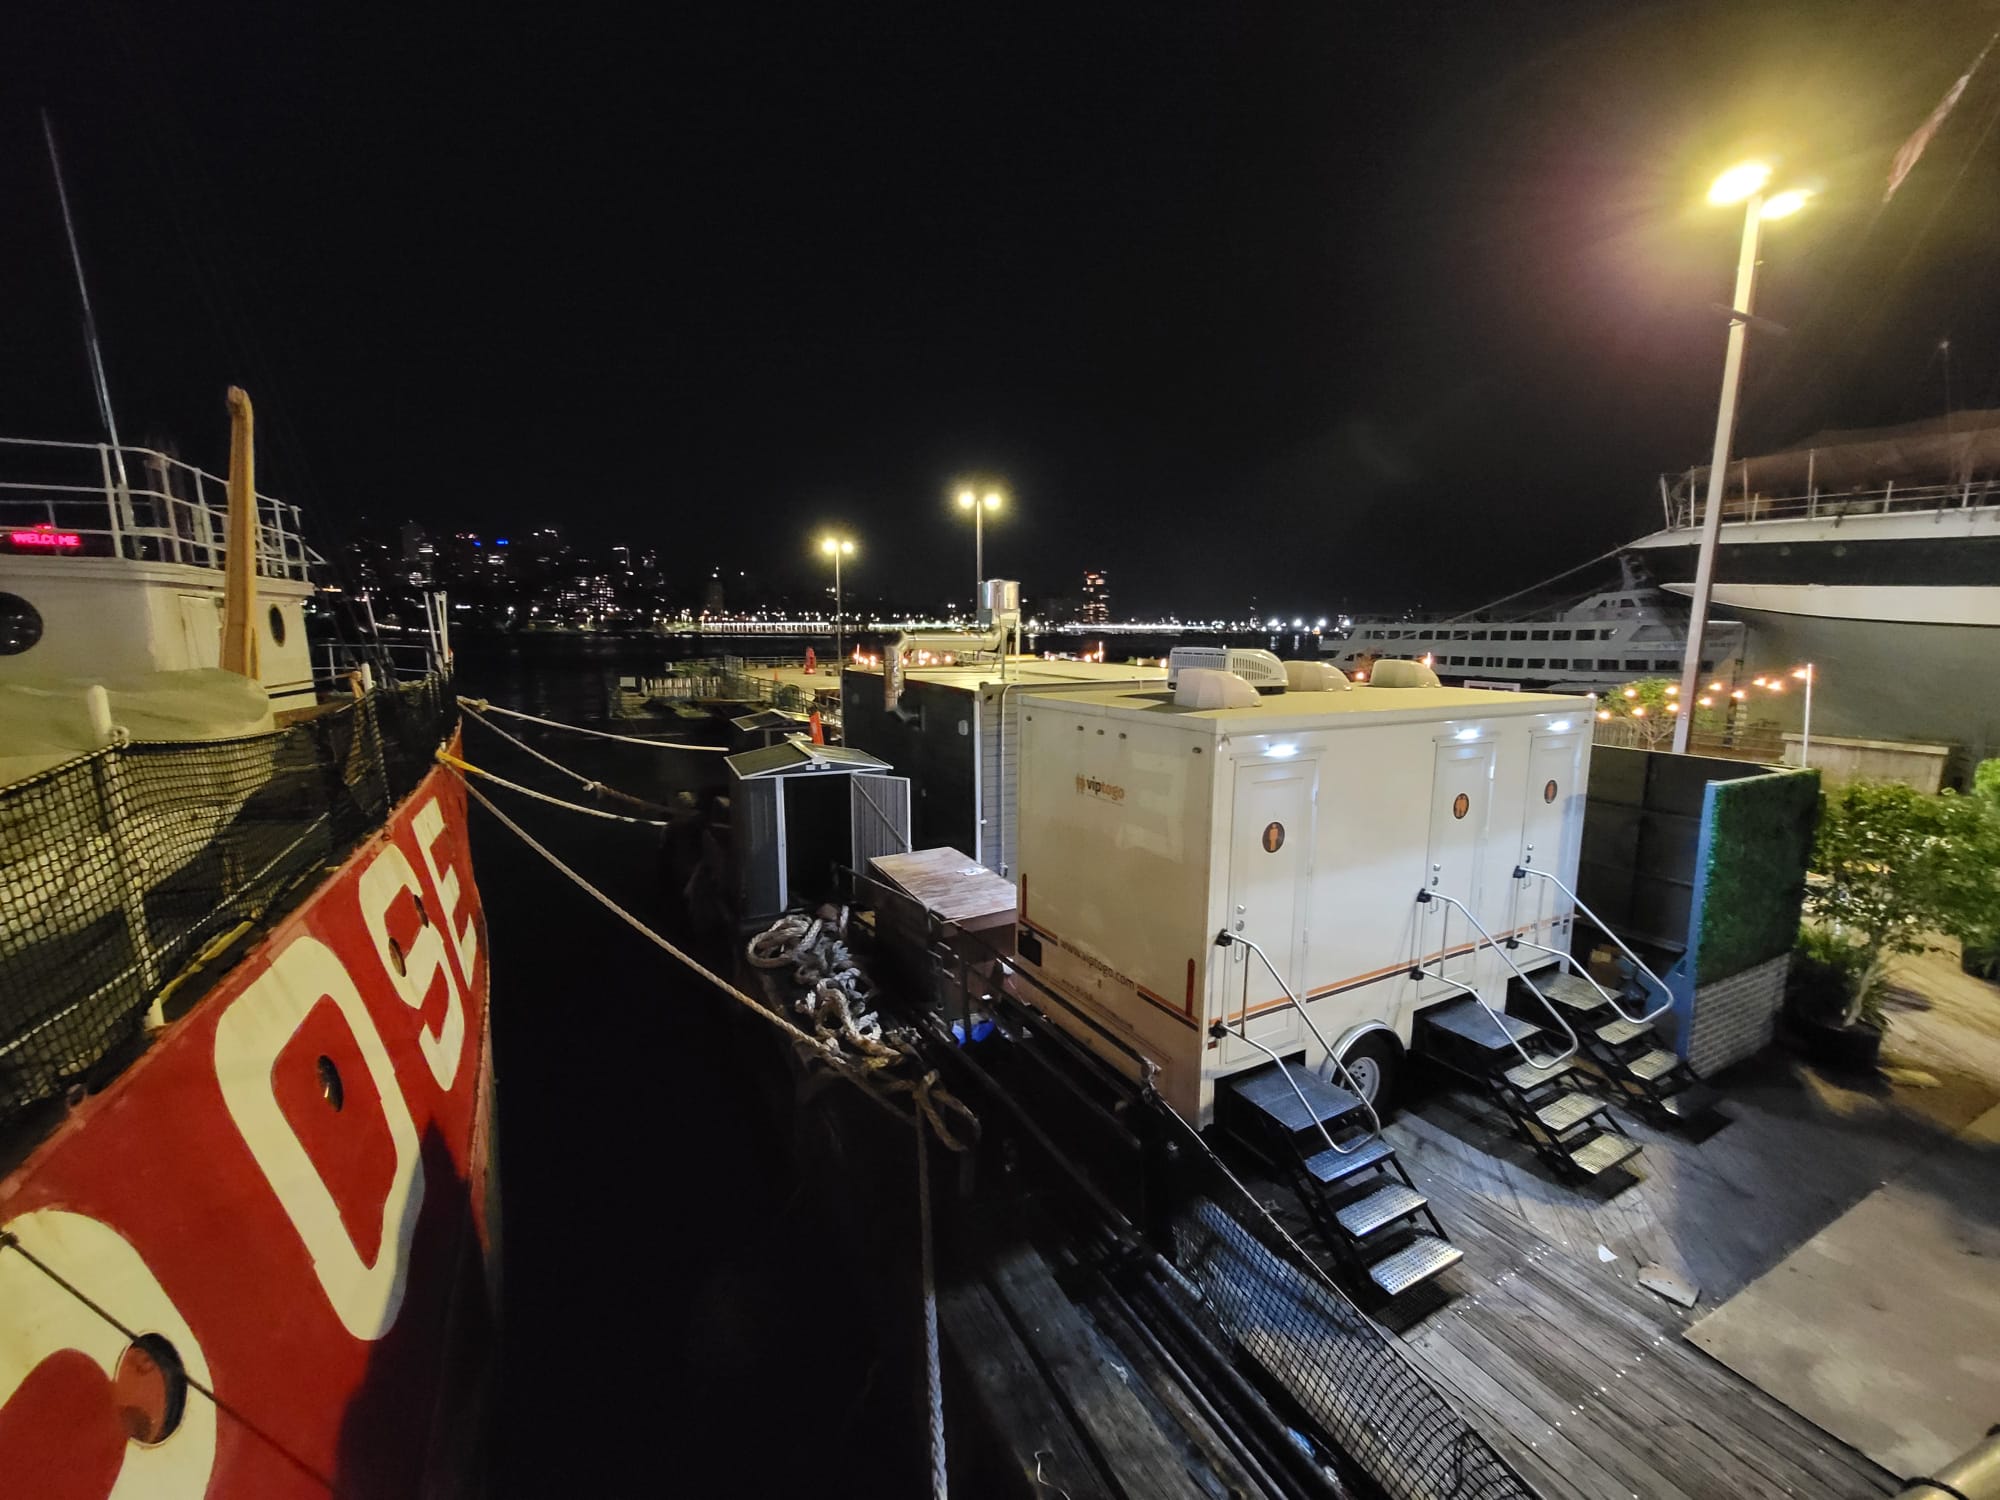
<box><xmin>0</xmin><ymin>436</ymin><xmax>316</xmax><ymax>580</ymax></box>
<box><xmin>0</xmin><ymin>675</ymin><xmax>455</xmax><ymax>1134</ymax></box>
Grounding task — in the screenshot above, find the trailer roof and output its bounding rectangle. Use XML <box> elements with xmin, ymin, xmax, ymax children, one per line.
<box><xmin>1018</xmin><ymin>682</ymin><xmax>1593</xmax><ymax>732</ymax></box>
<box><xmin>847</xmin><ymin>657</ymin><xmax>1167</xmax><ymax>694</ymax></box>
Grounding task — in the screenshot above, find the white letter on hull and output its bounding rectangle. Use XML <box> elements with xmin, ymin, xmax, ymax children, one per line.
<box><xmin>0</xmin><ymin>1209</ymin><xmax>216</xmax><ymax>1496</ymax></box>
<box><xmin>360</xmin><ymin>835</ymin><xmax>466</xmax><ymax>1092</ymax></box>
<box><xmin>413</xmin><ymin>796</ymin><xmax>481</xmax><ymax>993</ymax></box>
<box><xmin>214</xmin><ymin>935</ymin><xmax>424</xmax><ymax>1341</ymax></box>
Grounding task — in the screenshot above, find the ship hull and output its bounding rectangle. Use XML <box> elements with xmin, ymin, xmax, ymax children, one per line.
<box><xmin>0</xmin><ymin>758</ymin><xmax>493</xmax><ymax>1498</ymax></box>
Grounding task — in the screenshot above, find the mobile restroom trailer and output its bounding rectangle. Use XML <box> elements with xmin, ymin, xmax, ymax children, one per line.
<box><xmin>1010</xmin><ymin>678</ymin><xmax>1598</xmax><ymax>1125</ymax></box>
<box><xmin>841</xmin><ymin>658</ymin><xmax>1166</xmax><ymax>879</ymax></box>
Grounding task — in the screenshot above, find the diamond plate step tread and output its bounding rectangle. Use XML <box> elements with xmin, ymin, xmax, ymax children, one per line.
<box><xmin>1335</xmin><ymin>1182</ymin><xmax>1428</xmax><ymax>1239</ymax></box>
<box><xmin>1533</xmin><ymin>1090</ymin><xmax>1607</xmax><ymax>1133</ymax></box>
<box><xmin>1564</xmin><ymin>1131</ymin><xmax>1644</xmax><ymax>1176</ymax></box>
<box><xmin>1595</xmin><ymin>1017</ymin><xmax>1651</xmax><ymax>1047</ymax></box>
<box><xmin>1425</xmin><ymin>997</ymin><xmax>1540</xmax><ymax>1051</ymax></box>
<box><xmin>1225</xmin><ymin>1063</ymin><xmax>1362</xmax><ymax>1135</ymax></box>
<box><xmin>1658</xmin><ymin>1082</ymin><xmax>1722</xmax><ymax>1120</ymax></box>
<box><xmin>1302</xmin><ymin>1134</ymin><xmax>1395</xmax><ymax>1185</ymax></box>
<box><xmin>1543</xmin><ymin>972</ymin><xmax>1609</xmax><ymax>1012</ymax></box>
<box><xmin>1625</xmin><ymin>1049</ymin><xmax>1682</xmax><ymax>1082</ymax></box>
<box><xmin>1368</xmin><ymin>1234</ymin><xmax>1463</xmax><ymax>1296</ymax></box>
<box><xmin>1503</xmin><ymin>1055</ymin><xmax>1578</xmax><ymax>1091</ymax></box>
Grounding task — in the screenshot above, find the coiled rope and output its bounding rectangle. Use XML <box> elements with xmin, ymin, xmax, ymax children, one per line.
<box><xmin>457</xmin><ymin>697</ymin><xmax>731</xmax><ymax>751</ymax></box>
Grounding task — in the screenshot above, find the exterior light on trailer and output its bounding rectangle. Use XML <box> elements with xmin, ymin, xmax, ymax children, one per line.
<box><xmin>1266</xmin><ymin>743</ymin><xmax>1299</xmax><ymax>759</ymax></box>
<box><xmin>1548</xmin><ymin>720</ymin><xmax>1572</xmax><ymax>733</ymax></box>
<box><xmin>1453</xmin><ymin>727</ymin><xmax>1482</xmax><ymax>741</ymax></box>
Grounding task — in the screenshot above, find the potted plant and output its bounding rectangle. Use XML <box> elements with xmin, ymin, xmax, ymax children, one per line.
<box><xmin>1790</xmin><ymin>777</ymin><xmax>2000</xmax><ymax>1069</ymax></box>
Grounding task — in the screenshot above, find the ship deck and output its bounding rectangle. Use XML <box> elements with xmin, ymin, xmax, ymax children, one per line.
<box><xmin>1247</xmin><ymin>945</ymin><xmax>2000</xmax><ymax>1499</ymax></box>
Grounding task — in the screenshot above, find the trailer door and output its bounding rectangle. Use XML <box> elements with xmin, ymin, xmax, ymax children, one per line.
<box><xmin>1516</xmin><ymin>727</ymin><xmax>1585</xmax><ymax>938</ymax></box>
<box><xmin>1420</xmin><ymin>738</ymin><xmax>1497</xmax><ymax>998</ymax></box>
<box><xmin>1217</xmin><ymin>758</ymin><xmax>1313</xmax><ymax>1067</ymax></box>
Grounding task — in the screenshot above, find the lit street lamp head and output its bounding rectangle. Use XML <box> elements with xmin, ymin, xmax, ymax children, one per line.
<box><xmin>1760</xmin><ymin>187</ymin><xmax>1812</xmax><ymax>220</ymax></box>
<box><xmin>820</xmin><ymin>536</ymin><xmax>854</xmax><ymax>556</ymax></box>
<box><xmin>1708</xmin><ymin>160</ymin><xmax>1772</xmax><ymax>205</ymax></box>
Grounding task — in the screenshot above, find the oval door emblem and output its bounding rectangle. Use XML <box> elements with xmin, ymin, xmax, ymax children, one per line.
<box><xmin>1262</xmin><ymin>821</ymin><xmax>1285</xmax><ymax>853</ymax></box>
<box><xmin>1452</xmin><ymin>793</ymin><xmax>1470</xmax><ymax>820</ymax></box>
<box><xmin>1544</xmin><ymin>779</ymin><xmax>1559</xmax><ymax>804</ymax></box>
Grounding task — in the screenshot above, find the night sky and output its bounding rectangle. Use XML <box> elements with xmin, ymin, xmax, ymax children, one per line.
<box><xmin>12</xmin><ymin>2</ymin><xmax>2000</xmax><ymax>616</ymax></box>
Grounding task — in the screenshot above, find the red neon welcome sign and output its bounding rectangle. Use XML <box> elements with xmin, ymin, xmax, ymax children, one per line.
<box><xmin>9</xmin><ymin>525</ymin><xmax>82</xmax><ymax>551</ymax></box>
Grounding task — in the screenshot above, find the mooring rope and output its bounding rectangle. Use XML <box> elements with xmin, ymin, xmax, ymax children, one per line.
<box><xmin>917</xmin><ymin>1123</ymin><xmax>948</xmax><ymax>1500</ymax></box>
<box><xmin>448</xmin><ymin>768</ymin><xmax>978</xmax><ymax>1152</ymax></box>
<box><xmin>437</xmin><ymin>751</ymin><xmax>674</xmax><ymax>827</ymax></box>
<box><xmin>456</xmin><ymin>697</ymin><xmax>730</xmax><ymax>751</ymax></box>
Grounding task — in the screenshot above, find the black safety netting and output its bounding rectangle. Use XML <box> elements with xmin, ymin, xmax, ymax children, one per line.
<box><xmin>0</xmin><ymin>677</ymin><xmax>454</xmax><ymax>1130</ymax></box>
<box><xmin>1162</xmin><ymin>1137</ymin><xmax>1537</xmax><ymax>1500</ymax></box>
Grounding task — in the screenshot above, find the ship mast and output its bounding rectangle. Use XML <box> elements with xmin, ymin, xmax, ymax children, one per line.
<box><xmin>41</xmin><ymin>112</ymin><xmax>129</xmax><ymax>498</ymax></box>
<box><xmin>221</xmin><ymin>387</ymin><xmax>260</xmax><ymax>678</ymax></box>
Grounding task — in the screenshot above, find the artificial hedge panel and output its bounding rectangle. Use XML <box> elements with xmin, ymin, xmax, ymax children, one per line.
<box><xmin>1694</xmin><ymin>767</ymin><xmax>1821</xmax><ymax>986</ymax></box>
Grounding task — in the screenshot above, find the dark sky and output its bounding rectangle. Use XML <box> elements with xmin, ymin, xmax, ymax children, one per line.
<box><xmin>12</xmin><ymin>1</ymin><xmax>2000</xmax><ymax>615</ymax></box>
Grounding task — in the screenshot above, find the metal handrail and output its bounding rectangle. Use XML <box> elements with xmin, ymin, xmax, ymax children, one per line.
<box><xmin>1207</xmin><ymin>933</ymin><xmax>1347</xmax><ymax>1159</ymax></box>
<box><xmin>1666</xmin><ymin>474</ymin><xmax>2000</xmax><ymax>530</ymax></box>
<box><xmin>1218</xmin><ymin>931</ymin><xmax>1383</xmax><ymax>1152</ymax></box>
<box><xmin>1414</xmin><ymin>888</ymin><xmax>1579</xmax><ymax>1070</ymax></box>
<box><xmin>1512</xmin><ymin>855</ymin><xmax>1673</xmax><ymax>1024</ymax></box>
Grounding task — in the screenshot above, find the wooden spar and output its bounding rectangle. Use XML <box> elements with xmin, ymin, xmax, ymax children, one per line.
<box><xmin>220</xmin><ymin>385</ymin><xmax>260</xmax><ymax>678</ymax></box>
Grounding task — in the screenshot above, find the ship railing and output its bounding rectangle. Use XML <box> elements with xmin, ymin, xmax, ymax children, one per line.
<box><xmin>1667</xmin><ymin>473</ymin><xmax>2000</xmax><ymax>530</ymax></box>
<box><xmin>313</xmin><ymin>639</ymin><xmax>444</xmax><ymax>689</ymax></box>
<box><xmin>0</xmin><ymin>436</ymin><xmax>316</xmax><ymax>582</ymax></box>
<box><xmin>0</xmin><ymin>672</ymin><xmax>456</xmax><ymax>1137</ymax></box>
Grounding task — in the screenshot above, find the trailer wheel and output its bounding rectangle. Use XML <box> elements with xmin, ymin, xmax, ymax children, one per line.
<box><xmin>1336</xmin><ymin>1031</ymin><xmax>1403</xmax><ymax>1115</ymax></box>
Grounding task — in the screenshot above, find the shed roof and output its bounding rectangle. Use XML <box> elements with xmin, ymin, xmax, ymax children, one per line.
<box><xmin>726</xmin><ymin>739</ymin><xmax>893</xmax><ymax>779</ymax></box>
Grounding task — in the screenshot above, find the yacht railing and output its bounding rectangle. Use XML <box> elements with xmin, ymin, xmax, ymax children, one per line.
<box><xmin>1665</xmin><ymin>474</ymin><xmax>2000</xmax><ymax>531</ymax></box>
<box><xmin>0</xmin><ymin>437</ymin><xmax>315</xmax><ymax>582</ymax></box>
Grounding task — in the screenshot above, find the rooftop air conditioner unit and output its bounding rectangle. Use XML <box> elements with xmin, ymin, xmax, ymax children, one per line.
<box><xmin>1167</xmin><ymin>646</ymin><xmax>1288</xmax><ymax>694</ymax></box>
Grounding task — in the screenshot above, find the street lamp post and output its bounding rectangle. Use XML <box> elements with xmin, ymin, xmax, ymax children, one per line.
<box><xmin>820</xmin><ymin>535</ymin><xmax>854</xmax><ymax>663</ymax></box>
<box><xmin>955</xmin><ymin>487</ymin><xmax>1001</xmax><ymax>610</ymax></box>
<box><xmin>1794</xmin><ymin>663</ymin><xmax>1815</xmax><ymax>766</ymax></box>
<box><xmin>1674</xmin><ymin>163</ymin><xmax>1812</xmax><ymax>754</ymax></box>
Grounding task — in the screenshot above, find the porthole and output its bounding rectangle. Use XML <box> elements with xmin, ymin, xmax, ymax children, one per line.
<box><xmin>113</xmin><ymin>1334</ymin><xmax>190</xmax><ymax>1445</ymax></box>
<box><xmin>268</xmin><ymin>604</ymin><xmax>287</xmax><ymax>646</ymax></box>
<box><xmin>0</xmin><ymin>593</ymin><xmax>44</xmax><ymax>655</ymax></box>
<box><xmin>317</xmin><ymin>1055</ymin><xmax>345</xmax><ymax>1112</ymax></box>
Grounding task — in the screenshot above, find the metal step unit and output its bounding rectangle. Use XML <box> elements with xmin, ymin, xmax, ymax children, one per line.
<box><xmin>1549</xmin><ymin>985</ymin><xmax>1725</xmax><ymax>1127</ymax></box>
<box><xmin>1415</xmin><ymin>997</ymin><xmax>1647</xmax><ymax>1184</ymax></box>
<box><xmin>1219</xmin><ymin>1058</ymin><xmax>1460</xmax><ymax>1301</ymax></box>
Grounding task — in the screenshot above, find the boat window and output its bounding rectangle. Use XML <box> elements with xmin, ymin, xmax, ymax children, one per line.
<box><xmin>1470</xmin><ymin>630</ymin><xmax>1487</xmax><ymax>640</ymax></box>
<box><xmin>1507</xmin><ymin>657</ymin><xmax>1524</xmax><ymax>668</ymax></box>
<box><xmin>1701</xmin><ymin>660</ymin><xmax>1714</xmax><ymax>673</ymax></box>
<box><xmin>1624</xmin><ymin>659</ymin><xmax>1647</xmax><ymax>671</ymax></box>
<box><xmin>1451</xmin><ymin>629</ymin><xmax>1469</xmax><ymax>640</ymax></box>
<box><xmin>1527</xmin><ymin>658</ymin><xmax>1546</xmax><ymax>669</ymax></box>
<box><xmin>1598</xmin><ymin>658</ymin><xmax>1619</xmax><ymax>670</ymax></box>
<box><xmin>0</xmin><ymin>593</ymin><xmax>43</xmax><ymax>655</ymax></box>
<box><xmin>1530</xmin><ymin>629</ymin><xmax>1549</xmax><ymax>640</ymax></box>
<box><xmin>1547</xmin><ymin>658</ymin><xmax>1567</xmax><ymax>669</ymax></box>
<box><xmin>1574</xmin><ymin>629</ymin><xmax>1595</xmax><ymax>640</ymax></box>
<box><xmin>1509</xmin><ymin>629</ymin><xmax>1528</xmax><ymax>640</ymax></box>
<box><xmin>1552</xmin><ymin>629</ymin><xmax>1572</xmax><ymax>640</ymax></box>
<box><xmin>268</xmin><ymin>604</ymin><xmax>287</xmax><ymax>647</ymax></box>
<box><xmin>1655</xmin><ymin>660</ymin><xmax>1678</xmax><ymax>671</ymax></box>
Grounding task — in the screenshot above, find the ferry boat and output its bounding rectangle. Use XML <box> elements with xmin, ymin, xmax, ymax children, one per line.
<box><xmin>1321</xmin><ymin>560</ymin><xmax>1748</xmax><ymax>696</ymax></box>
<box><xmin>0</xmin><ymin>399</ymin><xmax>494</xmax><ymax>1498</ymax></box>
